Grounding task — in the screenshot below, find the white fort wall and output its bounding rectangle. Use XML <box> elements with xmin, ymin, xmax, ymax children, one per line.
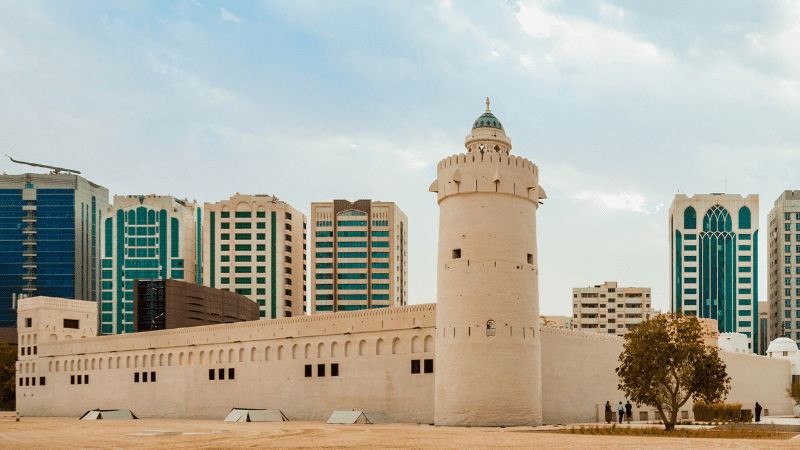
<box><xmin>541</xmin><ymin>327</ymin><xmax>793</xmax><ymax>424</ymax></box>
<box><xmin>16</xmin><ymin>301</ymin><xmax>436</xmax><ymax>422</ymax></box>
<box><xmin>17</xmin><ymin>298</ymin><xmax>793</xmax><ymax>422</ymax></box>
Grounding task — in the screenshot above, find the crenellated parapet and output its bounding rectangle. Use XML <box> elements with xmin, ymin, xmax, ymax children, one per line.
<box><xmin>429</xmin><ymin>152</ymin><xmax>546</xmax><ymax>205</ymax></box>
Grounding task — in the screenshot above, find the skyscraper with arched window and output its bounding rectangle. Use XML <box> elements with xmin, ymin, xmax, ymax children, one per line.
<box><xmin>100</xmin><ymin>195</ymin><xmax>200</xmax><ymax>334</ymax></box>
<box><xmin>669</xmin><ymin>193</ymin><xmax>759</xmax><ymax>352</ymax></box>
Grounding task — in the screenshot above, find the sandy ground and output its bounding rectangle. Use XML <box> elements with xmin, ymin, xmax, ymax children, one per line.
<box><xmin>0</xmin><ymin>413</ymin><xmax>798</xmax><ymax>450</ymax></box>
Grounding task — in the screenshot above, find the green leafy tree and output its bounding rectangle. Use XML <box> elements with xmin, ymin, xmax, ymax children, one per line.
<box><xmin>787</xmin><ymin>381</ymin><xmax>800</xmax><ymax>408</ymax></box>
<box><xmin>0</xmin><ymin>341</ymin><xmax>17</xmax><ymax>410</ymax></box>
<box><xmin>616</xmin><ymin>313</ymin><xmax>731</xmax><ymax>431</ymax></box>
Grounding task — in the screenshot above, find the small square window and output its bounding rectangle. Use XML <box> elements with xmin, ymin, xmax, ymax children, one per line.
<box><xmin>411</xmin><ymin>360</ymin><xmax>421</xmax><ymax>374</ymax></box>
<box><xmin>318</xmin><ymin>364</ymin><xmax>325</xmax><ymax>377</ymax></box>
<box><xmin>39</xmin><ymin>377</ymin><xmax>45</xmax><ymax>386</ymax></box>
<box><xmin>331</xmin><ymin>363</ymin><xmax>339</xmax><ymax>377</ymax></box>
<box><xmin>424</xmin><ymin>359</ymin><xmax>434</xmax><ymax>374</ymax></box>
<box><xmin>452</xmin><ymin>249</ymin><xmax>461</xmax><ymax>259</ymax></box>
<box><xmin>25</xmin><ymin>318</ymin><xmax>32</xmax><ymax>327</ymax></box>
<box><xmin>209</xmin><ymin>369</ymin><xmax>215</xmax><ymax>380</ymax></box>
<box><xmin>305</xmin><ymin>364</ymin><xmax>312</xmax><ymax>377</ymax></box>
<box><xmin>527</xmin><ymin>254</ymin><xmax>533</xmax><ymax>264</ymax></box>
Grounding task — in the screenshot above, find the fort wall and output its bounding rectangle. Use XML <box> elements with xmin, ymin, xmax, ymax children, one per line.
<box><xmin>541</xmin><ymin>326</ymin><xmax>793</xmax><ymax>424</ymax></box>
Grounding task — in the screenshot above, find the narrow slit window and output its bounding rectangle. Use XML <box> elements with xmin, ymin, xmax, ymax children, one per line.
<box><xmin>209</xmin><ymin>369</ymin><xmax>215</xmax><ymax>380</ymax></box>
<box><xmin>527</xmin><ymin>254</ymin><xmax>533</xmax><ymax>265</ymax></box>
<box><xmin>411</xmin><ymin>359</ymin><xmax>421</xmax><ymax>374</ymax></box>
<box><xmin>305</xmin><ymin>364</ymin><xmax>312</xmax><ymax>377</ymax></box>
<box><xmin>218</xmin><ymin>368</ymin><xmax>225</xmax><ymax>380</ymax></box>
<box><xmin>331</xmin><ymin>363</ymin><xmax>339</xmax><ymax>377</ymax></box>
<box><xmin>228</xmin><ymin>368</ymin><xmax>235</xmax><ymax>380</ymax></box>
<box><xmin>318</xmin><ymin>364</ymin><xmax>325</xmax><ymax>377</ymax></box>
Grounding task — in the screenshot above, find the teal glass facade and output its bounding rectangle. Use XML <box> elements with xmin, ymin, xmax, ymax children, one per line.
<box><xmin>101</xmin><ymin>199</ymin><xmax>198</xmax><ymax>334</ymax></box>
<box><xmin>700</xmin><ymin>206</ymin><xmax>737</xmax><ymax>332</ymax></box>
<box><xmin>672</xmin><ymin>196</ymin><xmax>758</xmax><ymax>351</ymax></box>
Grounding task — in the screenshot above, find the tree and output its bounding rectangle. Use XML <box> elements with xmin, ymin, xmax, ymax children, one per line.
<box><xmin>787</xmin><ymin>381</ymin><xmax>800</xmax><ymax>408</ymax></box>
<box><xmin>616</xmin><ymin>313</ymin><xmax>730</xmax><ymax>431</ymax></box>
<box><xmin>0</xmin><ymin>341</ymin><xmax>17</xmax><ymax>410</ymax></box>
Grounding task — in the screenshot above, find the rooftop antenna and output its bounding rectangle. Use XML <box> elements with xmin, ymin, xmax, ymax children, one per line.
<box><xmin>6</xmin><ymin>155</ymin><xmax>81</xmax><ymax>175</ymax></box>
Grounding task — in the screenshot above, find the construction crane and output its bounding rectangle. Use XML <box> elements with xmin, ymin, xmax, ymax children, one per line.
<box><xmin>6</xmin><ymin>155</ymin><xmax>81</xmax><ymax>174</ymax></box>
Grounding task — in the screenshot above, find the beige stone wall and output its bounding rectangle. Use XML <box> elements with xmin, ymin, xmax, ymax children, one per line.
<box><xmin>16</xmin><ymin>300</ymin><xmax>436</xmax><ymax>422</ymax></box>
<box><xmin>541</xmin><ymin>326</ymin><xmax>792</xmax><ymax>425</ymax></box>
<box><xmin>15</xmin><ymin>298</ymin><xmax>793</xmax><ymax>423</ymax></box>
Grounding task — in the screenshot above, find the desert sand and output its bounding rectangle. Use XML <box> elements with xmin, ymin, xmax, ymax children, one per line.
<box><xmin>0</xmin><ymin>413</ymin><xmax>796</xmax><ymax>450</ymax></box>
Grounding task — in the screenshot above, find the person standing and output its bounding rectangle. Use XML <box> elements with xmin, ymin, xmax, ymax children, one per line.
<box><xmin>625</xmin><ymin>401</ymin><xmax>632</xmax><ymax>424</ymax></box>
<box><xmin>605</xmin><ymin>401</ymin><xmax>612</xmax><ymax>424</ymax></box>
<box><xmin>617</xmin><ymin>401</ymin><xmax>624</xmax><ymax>424</ymax></box>
<box><xmin>755</xmin><ymin>402</ymin><xmax>762</xmax><ymax>422</ymax></box>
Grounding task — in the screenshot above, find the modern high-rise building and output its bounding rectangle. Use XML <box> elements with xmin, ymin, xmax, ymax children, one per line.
<box><xmin>758</xmin><ymin>301</ymin><xmax>768</xmax><ymax>355</ymax></box>
<box><xmin>309</xmin><ymin>200</ymin><xmax>408</xmax><ymax>314</ymax></box>
<box><xmin>0</xmin><ymin>173</ymin><xmax>108</xmax><ymax>331</ymax></box>
<box><xmin>571</xmin><ymin>282</ymin><xmax>657</xmax><ymax>335</ymax></box>
<box><xmin>100</xmin><ymin>195</ymin><xmax>200</xmax><ymax>334</ymax></box>
<box><xmin>202</xmin><ymin>194</ymin><xmax>307</xmax><ymax>319</ymax></box>
<box><xmin>766</xmin><ymin>190</ymin><xmax>800</xmax><ymax>345</ymax></box>
<box><xmin>669</xmin><ymin>193</ymin><xmax>759</xmax><ymax>351</ymax></box>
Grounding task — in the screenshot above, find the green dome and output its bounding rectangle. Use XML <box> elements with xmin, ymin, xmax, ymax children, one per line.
<box><xmin>472</xmin><ymin>112</ymin><xmax>504</xmax><ymax>131</ymax></box>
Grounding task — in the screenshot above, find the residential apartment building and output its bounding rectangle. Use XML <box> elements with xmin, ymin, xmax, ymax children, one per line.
<box><xmin>309</xmin><ymin>199</ymin><xmax>407</xmax><ymax>314</ymax></box>
<box><xmin>0</xmin><ymin>173</ymin><xmax>108</xmax><ymax>331</ymax></box>
<box><xmin>203</xmin><ymin>194</ymin><xmax>306</xmax><ymax>319</ymax></box>
<box><xmin>571</xmin><ymin>282</ymin><xmax>656</xmax><ymax>335</ymax></box>
<box><xmin>669</xmin><ymin>193</ymin><xmax>759</xmax><ymax>352</ymax></box>
<box><xmin>100</xmin><ymin>195</ymin><xmax>200</xmax><ymax>334</ymax></box>
<box><xmin>767</xmin><ymin>190</ymin><xmax>800</xmax><ymax>345</ymax></box>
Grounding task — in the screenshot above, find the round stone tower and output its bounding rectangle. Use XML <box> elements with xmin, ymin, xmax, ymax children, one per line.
<box><xmin>430</xmin><ymin>98</ymin><xmax>546</xmax><ymax>426</ymax></box>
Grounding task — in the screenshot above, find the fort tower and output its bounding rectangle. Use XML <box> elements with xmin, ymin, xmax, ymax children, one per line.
<box><xmin>430</xmin><ymin>99</ymin><xmax>546</xmax><ymax>426</ymax></box>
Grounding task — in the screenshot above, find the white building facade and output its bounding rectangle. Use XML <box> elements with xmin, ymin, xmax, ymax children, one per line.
<box><xmin>669</xmin><ymin>194</ymin><xmax>759</xmax><ymax>352</ymax></box>
<box><xmin>571</xmin><ymin>282</ymin><xmax>656</xmax><ymax>335</ymax></box>
<box><xmin>203</xmin><ymin>194</ymin><xmax>307</xmax><ymax>319</ymax></box>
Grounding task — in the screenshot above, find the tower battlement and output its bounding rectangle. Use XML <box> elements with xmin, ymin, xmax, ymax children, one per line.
<box><xmin>430</xmin><ymin>152</ymin><xmax>546</xmax><ymax>204</ymax></box>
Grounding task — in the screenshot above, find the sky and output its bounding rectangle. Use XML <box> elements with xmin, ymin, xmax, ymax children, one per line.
<box><xmin>1</xmin><ymin>0</ymin><xmax>800</xmax><ymax>316</ymax></box>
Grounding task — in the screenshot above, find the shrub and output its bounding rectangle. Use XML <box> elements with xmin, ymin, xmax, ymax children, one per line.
<box><xmin>693</xmin><ymin>402</ymin><xmax>743</xmax><ymax>422</ymax></box>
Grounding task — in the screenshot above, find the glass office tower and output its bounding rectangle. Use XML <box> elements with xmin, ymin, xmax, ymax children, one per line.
<box><xmin>0</xmin><ymin>173</ymin><xmax>109</xmax><ymax>330</ymax></box>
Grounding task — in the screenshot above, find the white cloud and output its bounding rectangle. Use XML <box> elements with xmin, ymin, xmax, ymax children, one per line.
<box><xmin>221</xmin><ymin>7</ymin><xmax>240</xmax><ymax>23</ymax></box>
<box><xmin>570</xmin><ymin>190</ymin><xmax>651</xmax><ymax>214</ymax></box>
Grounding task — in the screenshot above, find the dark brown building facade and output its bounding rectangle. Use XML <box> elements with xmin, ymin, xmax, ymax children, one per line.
<box><xmin>132</xmin><ymin>279</ymin><xmax>259</xmax><ymax>332</ymax></box>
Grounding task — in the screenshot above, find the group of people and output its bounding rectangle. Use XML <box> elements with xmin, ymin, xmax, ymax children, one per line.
<box><xmin>604</xmin><ymin>401</ymin><xmax>632</xmax><ymax>424</ymax></box>
<box><xmin>604</xmin><ymin>401</ymin><xmax>765</xmax><ymax>424</ymax></box>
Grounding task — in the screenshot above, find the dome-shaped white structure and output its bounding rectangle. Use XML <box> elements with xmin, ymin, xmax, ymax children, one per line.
<box><xmin>766</xmin><ymin>337</ymin><xmax>799</xmax><ymax>358</ymax></box>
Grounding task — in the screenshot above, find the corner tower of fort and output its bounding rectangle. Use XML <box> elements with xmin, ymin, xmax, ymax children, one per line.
<box><xmin>430</xmin><ymin>99</ymin><xmax>547</xmax><ymax>426</ymax></box>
